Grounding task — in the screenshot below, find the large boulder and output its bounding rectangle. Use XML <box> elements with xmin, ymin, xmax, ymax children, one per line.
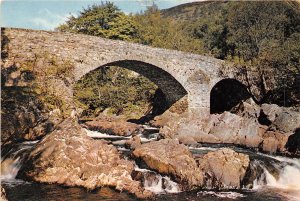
<box><xmin>18</xmin><ymin>119</ymin><xmax>152</xmax><ymax>198</ymax></box>
<box><xmin>133</xmin><ymin>139</ymin><xmax>203</xmax><ymax>190</ymax></box>
<box><xmin>159</xmin><ymin>106</ymin><xmax>293</xmax><ymax>154</ymax></box>
<box><xmin>272</xmin><ymin>108</ymin><xmax>300</xmax><ymax>133</ymax></box>
<box><xmin>150</xmin><ymin>96</ymin><xmax>188</xmax><ymax>128</ymax></box>
<box><xmin>261</xmin><ymin>104</ymin><xmax>300</xmax><ymax>133</ymax></box>
<box><xmin>160</xmin><ymin>111</ymin><xmax>263</xmax><ymax>146</ymax></box>
<box><xmin>233</xmin><ymin>98</ymin><xmax>260</xmax><ymax>119</ymax></box>
<box><xmin>260</xmin><ymin>104</ymin><xmax>283</xmax><ymax>122</ymax></box>
<box><xmin>83</xmin><ymin>115</ymin><xmax>143</xmax><ymax>136</ymax></box>
<box><xmin>197</xmin><ymin>148</ymin><xmax>250</xmax><ymax>189</ymax></box>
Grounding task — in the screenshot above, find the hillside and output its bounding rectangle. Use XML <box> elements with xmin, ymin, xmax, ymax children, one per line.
<box><xmin>162</xmin><ymin>1</ymin><xmax>227</xmax><ymax>21</ymax></box>
<box><xmin>162</xmin><ymin>1</ymin><xmax>300</xmax><ymax>21</ymax></box>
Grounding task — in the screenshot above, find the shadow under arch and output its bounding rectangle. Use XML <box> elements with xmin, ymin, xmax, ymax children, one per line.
<box><xmin>76</xmin><ymin>59</ymin><xmax>188</xmax><ymax>115</ymax></box>
<box><xmin>210</xmin><ymin>78</ymin><xmax>251</xmax><ymax>114</ymax></box>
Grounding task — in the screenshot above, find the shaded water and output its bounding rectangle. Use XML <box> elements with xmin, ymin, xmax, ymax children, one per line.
<box><xmin>0</xmin><ymin>180</ymin><xmax>287</xmax><ymax>201</ymax></box>
<box><xmin>1</xmin><ymin>128</ymin><xmax>300</xmax><ymax>201</ymax></box>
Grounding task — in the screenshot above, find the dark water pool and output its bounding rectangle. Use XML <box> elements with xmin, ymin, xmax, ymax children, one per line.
<box><xmin>2</xmin><ymin>179</ymin><xmax>286</xmax><ymax>201</ymax></box>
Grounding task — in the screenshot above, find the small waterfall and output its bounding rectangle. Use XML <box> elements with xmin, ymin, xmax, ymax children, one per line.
<box><xmin>144</xmin><ymin>175</ymin><xmax>180</xmax><ymax>194</ymax></box>
<box><xmin>134</xmin><ymin>166</ymin><xmax>181</xmax><ymax>194</ymax></box>
<box><xmin>250</xmin><ymin>154</ymin><xmax>300</xmax><ymax>201</ymax></box>
<box><xmin>1</xmin><ymin>141</ymin><xmax>38</xmax><ymax>180</ymax></box>
<box><xmin>253</xmin><ymin>155</ymin><xmax>300</xmax><ymax>190</ymax></box>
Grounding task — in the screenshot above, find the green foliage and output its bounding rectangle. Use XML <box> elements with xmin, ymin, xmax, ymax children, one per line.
<box><xmin>74</xmin><ymin>67</ymin><xmax>157</xmax><ymax>118</ymax></box>
<box><xmin>223</xmin><ymin>1</ymin><xmax>299</xmax><ymax>104</ymax></box>
<box><xmin>134</xmin><ymin>5</ymin><xmax>203</xmax><ymax>54</ymax></box>
<box><xmin>166</xmin><ymin>1</ymin><xmax>300</xmax><ymax>105</ymax></box>
<box><xmin>19</xmin><ymin>52</ymin><xmax>75</xmax><ymax>117</ymax></box>
<box><xmin>57</xmin><ymin>2</ymin><xmax>138</xmax><ymax>41</ymax></box>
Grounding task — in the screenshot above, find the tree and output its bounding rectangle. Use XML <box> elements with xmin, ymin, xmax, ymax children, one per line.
<box><xmin>57</xmin><ymin>2</ymin><xmax>138</xmax><ymax>41</ymax></box>
<box><xmin>226</xmin><ymin>1</ymin><xmax>300</xmax><ymax>105</ymax></box>
<box><xmin>134</xmin><ymin>5</ymin><xmax>203</xmax><ymax>54</ymax></box>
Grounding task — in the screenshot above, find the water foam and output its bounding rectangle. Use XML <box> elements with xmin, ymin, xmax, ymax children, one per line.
<box><xmin>84</xmin><ymin>129</ymin><xmax>130</xmax><ymax>139</ymax></box>
<box><xmin>1</xmin><ymin>141</ymin><xmax>38</xmax><ymax>180</ymax></box>
<box><xmin>253</xmin><ymin>155</ymin><xmax>300</xmax><ymax>190</ymax></box>
<box><xmin>252</xmin><ymin>155</ymin><xmax>300</xmax><ymax>200</ymax></box>
<box><xmin>134</xmin><ymin>165</ymin><xmax>180</xmax><ymax>194</ymax></box>
<box><xmin>144</xmin><ymin>175</ymin><xmax>181</xmax><ymax>194</ymax></box>
<box><xmin>197</xmin><ymin>191</ymin><xmax>245</xmax><ymax>199</ymax></box>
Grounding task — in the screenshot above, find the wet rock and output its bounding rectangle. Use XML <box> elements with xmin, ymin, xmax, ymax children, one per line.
<box><xmin>83</xmin><ymin>116</ymin><xmax>143</xmax><ymax>136</ymax></box>
<box><xmin>260</xmin><ymin>104</ymin><xmax>300</xmax><ymax>133</ymax></box>
<box><xmin>272</xmin><ymin>108</ymin><xmax>300</xmax><ymax>133</ymax></box>
<box><xmin>132</xmin><ymin>171</ymin><xmax>159</xmax><ymax>186</ymax></box>
<box><xmin>133</xmin><ymin>139</ymin><xmax>203</xmax><ymax>190</ymax></box>
<box><xmin>197</xmin><ymin>148</ymin><xmax>250</xmax><ymax>189</ymax></box>
<box><xmin>125</xmin><ymin>135</ymin><xmax>141</xmax><ymax>150</ymax></box>
<box><xmin>242</xmin><ymin>159</ymin><xmax>281</xmax><ymax>188</ymax></box>
<box><xmin>260</xmin><ymin>104</ymin><xmax>283</xmax><ymax>122</ymax></box>
<box><xmin>150</xmin><ymin>96</ymin><xmax>188</xmax><ymax>128</ymax></box>
<box><xmin>261</xmin><ymin>130</ymin><xmax>290</xmax><ymax>153</ymax></box>
<box><xmin>132</xmin><ymin>170</ymin><xmax>181</xmax><ymax>193</ymax></box>
<box><xmin>234</xmin><ymin>98</ymin><xmax>260</xmax><ymax>119</ymax></box>
<box><xmin>18</xmin><ymin>119</ymin><xmax>152</xmax><ymax>199</ymax></box>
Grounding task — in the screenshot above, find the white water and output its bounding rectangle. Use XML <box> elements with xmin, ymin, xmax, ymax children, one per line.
<box><xmin>1</xmin><ymin>157</ymin><xmax>22</xmax><ymax>180</ymax></box>
<box><xmin>85</xmin><ymin>128</ymin><xmax>159</xmax><ymax>143</ymax></box>
<box><xmin>134</xmin><ymin>166</ymin><xmax>181</xmax><ymax>194</ymax></box>
<box><xmin>252</xmin><ymin>155</ymin><xmax>300</xmax><ymax>200</ymax></box>
<box><xmin>144</xmin><ymin>174</ymin><xmax>181</xmax><ymax>194</ymax></box>
<box><xmin>85</xmin><ymin>129</ymin><xmax>131</xmax><ymax>139</ymax></box>
<box><xmin>188</xmin><ymin>146</ymin><xmax>218</xmax><ymax>151</ymax></box>
<box><xmin>197</xmin><ymin>191</ymin><xmax>245</xmax><ymax>199</ymax></box>
<box><xmin>137</xmin><ymin>133</ymin><xmax>159</xmax><ymax>143</ymax></box>
<box><xmin>253</xmin><ymin>155</ymin><xmax>300</xmax><ymax>190</ymax></box>
<box><xmin>1</xmin><ymin>141</ymin><xmax>38</xmax><ymax>181</ymax></box>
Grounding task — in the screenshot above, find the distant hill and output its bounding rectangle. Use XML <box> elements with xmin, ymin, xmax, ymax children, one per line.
<box><xmin>161</xmin><ymin>1</ymin><xmax>228</xmax><ymax>21</ymax></box>
<box><xmin>162</xmin><ymin>1</ymin><xmax>300</xmax><ymax>21</ymax></box>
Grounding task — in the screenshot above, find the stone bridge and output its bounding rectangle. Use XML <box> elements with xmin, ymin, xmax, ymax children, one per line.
<box><xmin>1</xmin><ymin>28</ymin><xmax>255</xmax><ymax>114</ymax></box>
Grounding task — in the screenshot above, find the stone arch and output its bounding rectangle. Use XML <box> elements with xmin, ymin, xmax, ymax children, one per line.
<box><xmin>75</xmin><ymin>60</ymin><xmax>188</xmax><ymax>114</ymax></box>
<box><xmin>210</xmin><ymin>78</ymin><xmax>251</xmax><ymax>114</ymax></box>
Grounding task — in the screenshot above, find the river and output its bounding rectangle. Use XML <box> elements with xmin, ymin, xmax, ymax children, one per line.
<box><xmin>1</xmin><ymin>127</ymin><xmax>300</xmax><ymax>201</ymax></box>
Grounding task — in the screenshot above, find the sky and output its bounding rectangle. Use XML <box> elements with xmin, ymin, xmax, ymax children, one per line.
<box><xmin>0</xmin><ymin>0</ymin><xmax>197</xmax><ymax>30</ymax></box>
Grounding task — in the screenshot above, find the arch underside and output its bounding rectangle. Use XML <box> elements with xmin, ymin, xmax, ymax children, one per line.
<box><xmin>85</xmin><ymin>60</ymin><xmax>188</xmax><ymax>110</ymax></box>
<box><xmin>210</xmin><ymin>78</ymin><xmax>251</xmax><ymax>114</ymax></box>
